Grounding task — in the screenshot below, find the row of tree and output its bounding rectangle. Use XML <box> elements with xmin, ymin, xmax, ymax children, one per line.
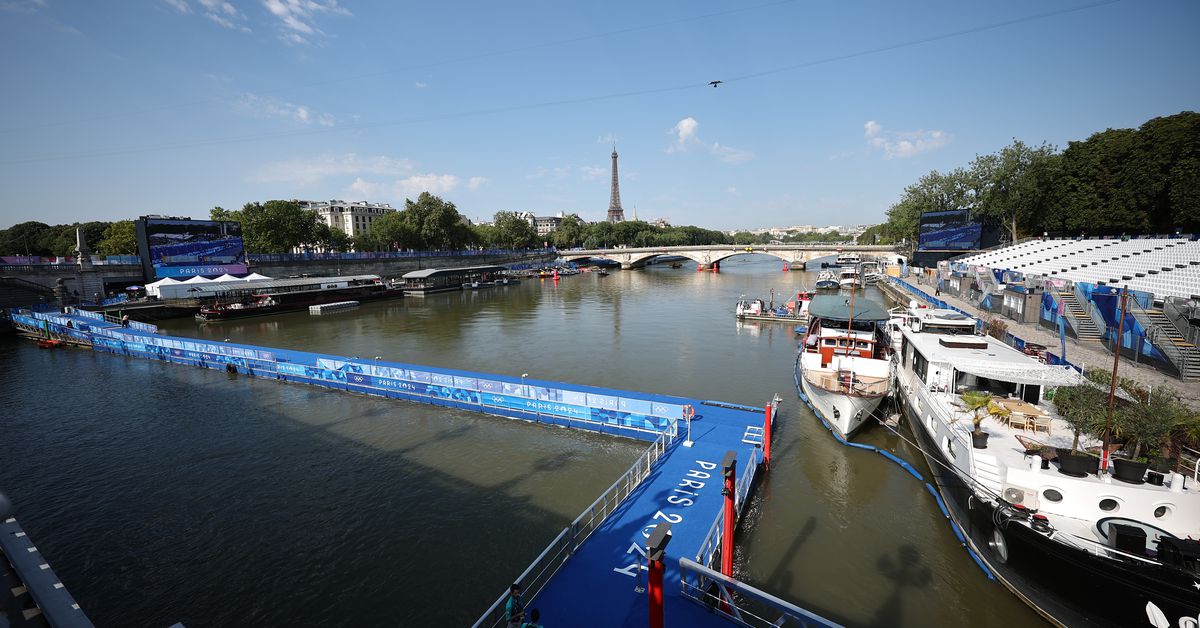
<box><xmin>873</xmin><ymin>111</ymin><xmax>1200</xmax><ymax>247</ymax></box>
<box><xmin>2</xmin><ymin>193</ymin><xmax>743</xmax><ymax>257</ymax></box>
<box><xmin>0</xmin><ymin>220</ymin><xmax>138</xmax><ymax>257</ymax></box>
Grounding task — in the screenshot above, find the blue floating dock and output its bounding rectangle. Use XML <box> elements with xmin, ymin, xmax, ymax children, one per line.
<box><xmin>10</xmin><ymin>308</ymin><xmax>808</xmax><ymax>627</ymax></box>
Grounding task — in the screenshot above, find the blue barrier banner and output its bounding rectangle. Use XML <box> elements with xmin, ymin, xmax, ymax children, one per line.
<box><xmin>373</xmin><ymin>377</ymin><xmax>424</xmax><ymax>394</ymax></box>
<box><xmin>430</xmin><ymin>373</ymin><xmax>455</xmax><ymax>387</ymax></box>
<box><xmin>277</xmin><ymin>363</ymin><xmax>307</xmax><ymax>376</ymax></box>
<box><xmin>483</xmin><ymin>393</ymin><xmax>592</xmax><ymax>421</ymax></box>
<box><xmin>408</xmin><ymin>370</ymin><xmax>432</xmax><ymax>384</ymax></box>
<box><xmin>620</xmin><ymin>397</ymin><xmax>653</xmax><ymax>415</ymax></box>
<box><xmin>586</xmin><ymin>393</ymin><xmax>619</xmax><ymax>411</ymax></box>
<box><xmin>478</xmin><ymin>379</ymin><xmax>504</xmax><ymax>394</ymax></box>
<box><xmin>453</xmin><ymin>376</ymin><xmax>478</xmax><ymax>391</ymax></box>
<box><xmin>651</xmin><ymin>402</ymin><xmax>685</xmax><ymax>419</ymax></box>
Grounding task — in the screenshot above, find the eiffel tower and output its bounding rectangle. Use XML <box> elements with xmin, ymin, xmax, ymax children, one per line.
<box><xmin>606</xmin><ymin>147</ymin><xmax>625</xmax><ymax>223</ymax></box>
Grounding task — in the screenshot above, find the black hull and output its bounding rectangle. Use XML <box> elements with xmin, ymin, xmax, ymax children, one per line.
<box><xmin>898</xmin><ymin>395</ymin><xmax>1200</xmax><ymax>628</ymax></box>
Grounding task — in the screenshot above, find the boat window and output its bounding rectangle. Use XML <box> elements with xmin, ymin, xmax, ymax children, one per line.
<box><xmin>913</xmin><ymin>350</ymin><xmax>929</xmax><ymax>383</ymax></box>
<box><xmin>1154</xmin><ymin>505</ymin><xmax>1173</xmax><ymax>520</ymax></box>
<box><xmin>824</xmin><ymin>339</ymin><xmax>836</xmax><ymax>347</ymax></box>
<box><xmin>1098</xmin><ymin>498</ymin><xmax>1120</xmax><ymax>512</ymax></box>
<box><xmin>1042</xmin><ymin>489</ymin><xmax>1063</xmax><ymax>503</ymax></box>
<box><xmin>856</xmin><ymin>341</ymin><xmax>870</xmax><ymax>349</ymax></box>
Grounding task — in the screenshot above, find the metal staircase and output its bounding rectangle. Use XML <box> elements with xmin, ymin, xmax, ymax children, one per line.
<box><xmin>1132</xmin><ymin>304</ymin><xmax>1200</xmax><ymax>381</ymax></box>
<box><xmin>1054</xmin><ymin>289</ymin><xmax>1103</xmax><ymax>341</ymax></box>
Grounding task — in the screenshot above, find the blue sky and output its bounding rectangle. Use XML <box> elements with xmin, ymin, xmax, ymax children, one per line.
<box><xmin>1</xmin><ymin>0</ymin><xmax>1197</xmax><ymax>230</ymax></box>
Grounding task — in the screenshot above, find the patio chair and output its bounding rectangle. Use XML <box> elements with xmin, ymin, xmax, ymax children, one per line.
<box><xmin>1007</xmin><ymin>413</ymin><xmax>1031</xmax><ymax>432</ymax></box>
<box><xmin>1032</xmin><ymin>416</ymin><xmax>1052</xmax><ymax>436</ymax></box>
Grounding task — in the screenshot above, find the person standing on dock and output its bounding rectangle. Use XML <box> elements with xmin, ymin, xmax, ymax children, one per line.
<box><xmin>504</xmin><ymin>583</ymin><xmax>525</xmax><ymax>627</ymax></box>
<box><xmin>521</xmin><ymin>608</ymin><xmax>542</xmax><ymax>628</ymax></box>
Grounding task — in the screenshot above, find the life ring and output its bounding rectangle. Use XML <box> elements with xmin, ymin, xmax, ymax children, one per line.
<box><xmin>683</xmin><ymin>405</ymin><xmax>695</xmax><ymax>420</ymax></box>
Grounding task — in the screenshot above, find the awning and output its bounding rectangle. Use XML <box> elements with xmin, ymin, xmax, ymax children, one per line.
<box><xmin>952</xmin><ymin>360</ymin><xmax>1086</xmax><ymax>387</ymax></box>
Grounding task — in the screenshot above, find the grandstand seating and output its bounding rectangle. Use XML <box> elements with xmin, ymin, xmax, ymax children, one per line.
<box><xmin>957</xmin><ymin>237</ymin><xmax>1200</xmax><ymax>300</ymax></box>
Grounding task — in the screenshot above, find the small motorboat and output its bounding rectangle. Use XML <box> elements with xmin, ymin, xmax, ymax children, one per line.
<box><xmin>670</xmin><ymin>262</ymin><xmax>683</xmax><ymax>269</ymax></box>
<box><xmin>597</xmin><ymin>270</ymin><xmax>610</xmax><ymax>276</ymax></box>
<box><xmin>815</xmin><ymin>271</ymin><xmax>839</xmax><ymax>290</ymax></box>
<box><xmin>37</xmin><ymin>339</ymin><xmax>65</xmax><ymax>349</ymax></box>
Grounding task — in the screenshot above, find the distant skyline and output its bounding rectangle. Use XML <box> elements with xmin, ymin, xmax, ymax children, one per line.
<box><xmin>1</xmin><ymin>0</ymin><xmax>1198</xmax><ymax>230</ymax></box>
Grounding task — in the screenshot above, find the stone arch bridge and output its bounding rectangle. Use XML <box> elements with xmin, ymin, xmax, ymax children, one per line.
<box><xmin>561</xmin><ymin>244</ymin><xmax>902</xmax><ymax>270</ymax></box>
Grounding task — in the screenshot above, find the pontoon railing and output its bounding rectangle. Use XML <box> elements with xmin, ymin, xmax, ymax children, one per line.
<box><xmin>679</xmin><ymin>557</ymin><xmax>843</xmax><ymax>628</ymax></box>
<box><xmin>472</xmin><ymin>420</ymin><xmax>678</xmax><ymax>628</ymax></box>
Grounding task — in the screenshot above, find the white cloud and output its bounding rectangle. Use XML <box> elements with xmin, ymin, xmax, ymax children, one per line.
<box><xmin>580</xmin><ymin>165</ymin><xmax>606</xmax><ymax>181</ymax></box>
<box><xmin>467</xmin><ymin>176</ymin><xmax>488</xmax><ymax>191</ymax></box>
<box><xmin>666</xmin><ymin>116</ymin><xmax>755</xmax><ymax>164</ymax></box>
<box><xmin>863</xmin><ymin>120</ymin><xmax>951</xmax><ymax>159</ymax></box>
<box><xmin>414</xmin><ymin>81</ymin><xmax>428</xmax><ymax>89</ymax></box>
<box><xmin>727</xmin><ymin>186</ymin><xmax>737</xmax><ymax>194</ymax></box>
<box><xmin>163</xmin><ymin>0</ymin><xmax>191</xmax><ymax>13</ymax></box>
<box><xmin>193</xmin><ymin>0</ymin><xmax>251</xmax><ymax>31</ymax></box>
<box><xmin>596</xmin><ymin>132</ymin><xmax>618</xmax><ymax>145</ymax></box>
<box><xmin>234</xmin><ymin>93</ymin><xmax>334</xmax><ymax>126</ymax></box>
<box><xmin>1</xmin><ymin>0</ymin><xmax>47</xmax><ymax>13</ymax></box>
<box><xmin>251</xmin><ymin>153</ymin><xmax>413</xmax><ymax>184</ymax></box>
<box><xmin>262</xmin><ymin>0</ymin><xmax>350</xmax><ymax>44</ymax></box>
<box><xmin>348</xmin><ymin>174</ymin><xmax>460</xmax><ymax>198</ymax></box>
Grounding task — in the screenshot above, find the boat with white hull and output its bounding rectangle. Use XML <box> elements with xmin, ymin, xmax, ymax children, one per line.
<box><xmin>892</xmin><ymin>311</ymin><xmax>1200</xmax><ymax>628</ymax></box>
<box><xmin>798</xmin><ymin>295</ymin><xmax>892</xmax><ymax>439</ymax></box>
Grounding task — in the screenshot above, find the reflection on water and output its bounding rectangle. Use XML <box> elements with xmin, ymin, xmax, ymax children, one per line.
<box><xmin>3</xmin><ymin>255</ymin><xmax>1042</xmax><ymax>627</ymax></box>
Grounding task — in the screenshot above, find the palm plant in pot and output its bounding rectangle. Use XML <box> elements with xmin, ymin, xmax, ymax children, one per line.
<box><xmin>1114</xmin><ymin>391</ymin><xmax>1182</xmax><ymax>483</ymax></box>
<box><xmin>1049</xmin><ymin>385</ymin><xmax>1107</xmax><ymax>477</ymax></box>
<box><xmin>960</xmin><ymin>391</ymin><xmax>1009</xmax><ymax>449</ymax></box>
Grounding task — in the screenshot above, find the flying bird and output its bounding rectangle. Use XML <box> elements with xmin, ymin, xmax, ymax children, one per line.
<box><xmin>708</xmin><ymin>80</ymin><xmax>723</xmax><ymax>88</ymax></box>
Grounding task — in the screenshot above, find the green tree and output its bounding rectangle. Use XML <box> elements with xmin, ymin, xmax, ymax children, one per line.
<box><xmin>551</xmin><ymin>215</ymin><xmax>584</xmax><ymax>249</ymax></box>
<box><xmin>237</xmin><ymin>200</ymin><xmax>324</xmax><ymax>253</ymax></box>
<box><xmin>97</xmin><ymin>220</ymin><xmax>138</xmax><ymax>255</ymax></box>
<box><xmin>365</xmin><ymin>211</ymin><xmax>418</xmax><ymax>251</ymax></box>
<box><xmin>492</xmin><ymin>211</ymin><xmax>537</xmax><ymax>249</ymax></box>
<box><xmin>0</xmin><ymin>221</ymin><xmax>53</xmax><ymax>255</ymax></box>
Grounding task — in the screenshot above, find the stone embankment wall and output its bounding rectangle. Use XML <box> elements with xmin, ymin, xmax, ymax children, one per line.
<box><xmin>250</xmin><ymin>251</ymin><xmax>557</xmax><ymax>279</ymax></box>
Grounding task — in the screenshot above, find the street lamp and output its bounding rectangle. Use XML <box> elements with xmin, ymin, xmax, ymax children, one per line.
<box><xmin>521</xmin><ymin>373</ymin><xmax>529</xmax><ymax>397</ymax></box>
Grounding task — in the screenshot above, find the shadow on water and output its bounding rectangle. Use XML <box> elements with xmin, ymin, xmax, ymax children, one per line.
<box><xmin>870</xmin><ymin>545</ymin><xmax>933</xmax><ymax>627</ymax></box>
<box><xmin>0</xmin><ymin>343</ymin><xmax>642</xmax><ymax>628</ymax></box>
<box><xmin>762</xmin><ymin>516</ymin><xmax>818</xmax><ymax>592</ymax></box>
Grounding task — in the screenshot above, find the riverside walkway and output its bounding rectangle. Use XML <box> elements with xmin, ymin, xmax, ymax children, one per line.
<box><xmin>11</xmin><ymin>308</ymin><xmax>836</xmax><ymax>627</ymax></box>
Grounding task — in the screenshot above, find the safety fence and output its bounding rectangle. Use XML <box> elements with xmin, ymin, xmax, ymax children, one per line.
<box><xmin>472</xmin><ymin>420</ymin><xmax>678</xmax><ymax>628</ymax></box>
<box><xmin>679</xmin><ymin>557</ymin><xmax>842</xmax><ymax>628</ymax></box>
<box><xmin>693</xmin><ymin>448</ymin><xmax>760</xmax><ymax>568</ymax></box>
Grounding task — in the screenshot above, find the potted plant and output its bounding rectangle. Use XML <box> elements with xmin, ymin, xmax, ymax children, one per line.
<box><xmin>960</xmin><ymin>391</ymin><xmax>1009</xmax><ymax>449</ymax></box>
<box><xmin>1113</xmin><ymin>389</ymin><xmax>1185</xmax><ymax>484</ymax></box>
<box><xmin>1049</xmin><ymin>385</ymin><xmax>1107</xmax><ymax>476</ymax></box>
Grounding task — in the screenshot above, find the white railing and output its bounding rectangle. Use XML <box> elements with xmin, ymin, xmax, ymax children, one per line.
<box><xmin>473</xmin><ymin>420</ymin><xmax>678</xmax><ymax>628</ymax></box>
<box><xmin>679</xmin><ymin>557</ymin><xmax>843</xmax><ymax>628</ymax></box>
<box><xmin>1181</xmin><ymin>446</ymin><xmax>1200</xmax><ymax>482</ymax></box>
<box><xmin>693</xmin><ymin>448</ymin><xmax>760</xmax><ymax>568</ymax></box>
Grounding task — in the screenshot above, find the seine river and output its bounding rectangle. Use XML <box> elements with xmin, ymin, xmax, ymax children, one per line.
<box><xmin>0</xmin><ymin>254</ymin><xmax>1042</xmax><ymax>626</ymax></box>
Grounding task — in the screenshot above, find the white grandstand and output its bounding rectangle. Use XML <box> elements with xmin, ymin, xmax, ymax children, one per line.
<box><xmin>957</xmin><ymin>237</ymin><xmax>1200</xmax><ymax>300</ymax></box>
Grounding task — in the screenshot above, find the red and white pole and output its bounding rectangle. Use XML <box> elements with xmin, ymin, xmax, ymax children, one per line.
<box><xmin>646</xmin><ymin>522</ymin><xmax>672</xmax><ymax>628</ymax></box>
<box><xmin>721</xmin><ymin>451</ymin><xmax>737</xmax><ymax>578</ymax></box>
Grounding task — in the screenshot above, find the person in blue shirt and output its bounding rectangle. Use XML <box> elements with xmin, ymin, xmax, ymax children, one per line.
<box><xmin>504</xmin><ymin>583</ymin><xmax>525</xmax><ymax>627</ymax></box>
<box><xmin>521</xmin><ymin>608</ymin><xmax>543</xmax><ymax>628</ymax></box>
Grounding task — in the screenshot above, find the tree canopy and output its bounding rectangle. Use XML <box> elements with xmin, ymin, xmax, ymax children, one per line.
<box><xmin>877</xmin><ymin>111</ymin><xmax>1200</xmax><ymax>247</ymax></box>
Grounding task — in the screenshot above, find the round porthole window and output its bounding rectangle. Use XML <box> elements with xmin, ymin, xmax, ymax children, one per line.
<box><xmin>1154</xmin><ymin>505</ymin><xmax>1173</xmax><ymax>520</ymax></box>
<box><xmin>1043</xmin><ymin>489</ymin><xmax>1063</xmax><ymax>503</ymax></box>
<box><xmin>1099</xmin><ymin>498</ymin><xmax>1119</xmax><ymax>512</ymax></box>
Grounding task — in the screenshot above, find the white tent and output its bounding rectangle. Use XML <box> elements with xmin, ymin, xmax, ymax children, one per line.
<box><xmin>145</xmin><ymin>277</ymin><xmax>181</xmax><ymax>298</ymax></box>
<box><xmin>243</xmin><ymin>273</ymin><xmax>271</xmax><ymax>281</ymax></box>
<box><xmin>213</xmin><ymin>273</ymin><xmax>245</xmax><ymax>282</ymax></box>
<box><xmin>179</xmin><ymin>275</ymin><xmax>213</xmax><ymax>284</ymax></box>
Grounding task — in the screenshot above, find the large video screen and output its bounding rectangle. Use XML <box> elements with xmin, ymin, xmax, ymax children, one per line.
<box><xmin>919</xmin><ymin>210</ymin><xmax>982</xmax><ymax>251</ymax></box>
<box><xmin>136</xmin><ymin>218</ymin><xmax>246</xmax><ymax>279</ymax></box>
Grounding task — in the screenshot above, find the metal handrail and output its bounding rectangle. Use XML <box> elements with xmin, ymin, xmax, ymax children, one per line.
<box><xmin>473</xmin><ymin>420</ymin><xmax>678</xmax><ymax>628</ymax></box>
<box><xmin>1181</xmin><ymin>446</ymin><xmax>1200</xmax><ymax>482</ymax></box>
<box><xmin>693</xmin><ymin>448</ymin><xmax>761</xmax><ymax>568</ymax></box>
<box><xmin>679</xmin><ymin>557</ymin><xmax>843</xmax><ymax>628</ymax></box>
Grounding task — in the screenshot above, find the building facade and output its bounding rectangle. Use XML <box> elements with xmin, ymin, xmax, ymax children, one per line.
<box><xmin>298</xmin><ymin>200</ymin><xmax>396</xmax><ymax>238</ymax></box>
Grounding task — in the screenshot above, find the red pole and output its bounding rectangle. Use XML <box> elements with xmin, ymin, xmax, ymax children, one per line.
<box><xmin>648</xmin><ymin>553</ymin><xmax>665</xmax><ymax>628</ymax></box>
<box><xmin>763</xmin><ymin>403</ymin><xmax>773</xmax><ymax>469</ymax></box>
<box><xmin>721</xmin><ymin>452</ymin><xmax>737</xmax><ymax>577</ymax></box>
<box><xmin>646</xmin><ymin>522</ymin><xmax>672</xmax><ymax>628</ymax></box>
